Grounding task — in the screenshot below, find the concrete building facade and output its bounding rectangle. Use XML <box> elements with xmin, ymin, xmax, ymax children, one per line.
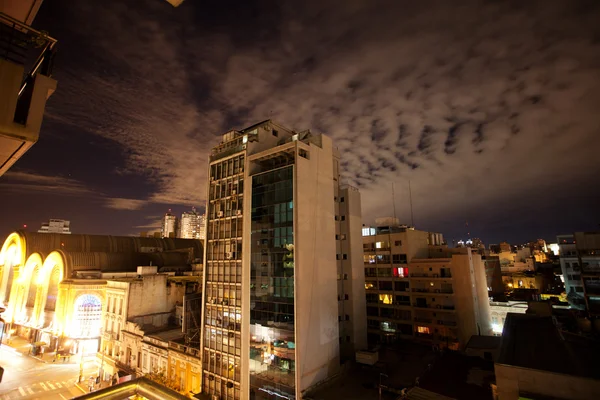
<box><xmin>201</xmin><ymin>120</ymin><xmax>360</xmax><ymax>400</ymax></box>
<box><xmin>180</xmin><ymin>208</ymin><xmax>206</xmax><ymax>240</ymax></box>
<box><xmin>557</xmin><ymin>234</ymin><xmax>585</xmax><ymax>308</ymax></box>
<box><xmin>38</xmin><ymin>219</ymin><xmax>71</xmax><ymax>234</ymax></box>
<box><xmin>363</xmin><ymin>226</ymin><xmax>491</xmax><ymax>349</ymax></box>
<box><xmin>162</xmin><ymin>211</ymin><xmax>178</xmax><ymax>239</ymax></box>
<box><xmin>0</xmin><ymin>1</ymin><xmax>57</xmax><ymax>176</ymax></box>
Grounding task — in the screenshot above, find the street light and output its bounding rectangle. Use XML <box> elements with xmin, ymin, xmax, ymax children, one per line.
<box><xmin>379</xmin><ymin>372</ymin><xmax>388</xmax><ymax>400</ymax></box>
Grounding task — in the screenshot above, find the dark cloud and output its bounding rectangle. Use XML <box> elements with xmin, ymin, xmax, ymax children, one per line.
<box><xmin>1</xmin><ymin>0</ymin><xmax>599</xmax><ymax>243</ymax></box>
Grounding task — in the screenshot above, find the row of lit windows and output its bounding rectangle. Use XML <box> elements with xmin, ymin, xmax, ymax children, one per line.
<box><xmin>210</xmin><ymin>155</ymin><xmax>245</xmax><ymax>181</ymax></box>
<box><xmin>364</xmin><ymin>254</ymin><xmax>408</xmax><ymax>264</ymax></box>
<box><xmin>207</xmin><ymin>218</ymin><xmax>243</xmax><ymax>240</ymax></box>
<box><xmin>206</xmin><ymin>264</ymin><xmax>243</xmax><ymax>284</ymax></box>
<box><xmin>209</xmin><ymin>177</ymin><xmax>244</xmax><ymax>201</ymax></box>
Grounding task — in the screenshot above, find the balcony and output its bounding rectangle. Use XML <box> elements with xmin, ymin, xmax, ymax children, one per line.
<box><xmin>410</xmin><ymin>272</ymin><xmax>452</xmax><ymax>279</ymax></box>
<box><xmin>0</xmin><ymin>12</ymin><xmax>57</xmax><ymax>176</ymax></box>
<box><xmin>411</xmin><ymin>288</ymin><xmax>454</xmax><ymax>295</ymax></box>
<box><xmin>414</xmin><ymin>317</ymin><xmax>433</xmax><ymax>324</ymax></box>
<box><xmin>436</xmin><ymin>320</ymin><xmax>457</xmax><ymax>327</ymax></box>
<box><xmin>169</xmin><ymin>341</ymin><xmax>201</xmax><ymax>358</ymax></box>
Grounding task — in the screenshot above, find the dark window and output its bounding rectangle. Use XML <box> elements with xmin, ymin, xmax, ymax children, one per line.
<box><xmin>340</xmin><ymin>197</ymin><xmax>345</xmax><ymax>202</ymax></box>
<box><xmin>343</xmin><ymin>254</ymin><xmax>348</xmax><ymax>260</ymax></box>
<box><xmin>392</xmin><ymin>254</ymin><xmax>408</xmax><ymax>264</ymax></box>
<box><xmin>299</xmin><ymin>149</ymin><xmax>309</xmax><ymax>159</ymax></box>
<box><xmin>395</xmin><ymin>240</ymin><xmax>402</xmax><ymax>246</ymax></box>
<box><xmin>341</xmin><ymin>215</ymin><xmax>346</xmax><ymax>221</ymax></box>
<box><xmin>575</xmin><ymin>287</ymin><xmax>584</xmax><ymax>293</ymax></box>
<box><xmin>272</xmin><ymin>129</ymin><xmax>278</xmax><ymax>137</ymax></box>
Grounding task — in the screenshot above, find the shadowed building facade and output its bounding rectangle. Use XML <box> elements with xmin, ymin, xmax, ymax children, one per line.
<box><xmin>0</xmin><ymin>231</ymin><xmax>202</xmax><ymax>355</ymax></box>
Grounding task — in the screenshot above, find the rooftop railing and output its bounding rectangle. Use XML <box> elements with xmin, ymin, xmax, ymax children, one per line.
<box><xmin>0</xmin><ymin>12</ymin><xmax>57</xmax><ymax>124</ymax></box>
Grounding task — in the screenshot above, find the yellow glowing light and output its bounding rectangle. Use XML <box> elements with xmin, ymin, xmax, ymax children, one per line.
<box><xmin>507</xmin><ymin>283</ymin><xmax>513</xmax><ymax>288</ymax></box>
<box><xmin>0</xmin><ymin>232</ymin><xmax>25</xmax><ymax>266</ymax></box>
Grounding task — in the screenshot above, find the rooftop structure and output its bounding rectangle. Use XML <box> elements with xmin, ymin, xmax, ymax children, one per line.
<box><xmin>38</xmin><ymin>218</ymin><xmax>71</xmax><ymax>234</ymax></box>
<box><xmin>495</xmin><ymin>313</ymin><xmax>600</xmax><ymax>399</ymax></box>
<box><xmin>0</xmin><ymin>2</ymin><xmax>57</xmax><ymax>176</ymax></box>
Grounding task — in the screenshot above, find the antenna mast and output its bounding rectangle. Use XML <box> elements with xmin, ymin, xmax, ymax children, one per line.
<box><xmin>392</xmin><ymin>183</ymin><xmax>397</xmax><ymax>222</ymax></box>
<box><xmin>409</xmin><ymin>180</ymin><xmax>415</xmax><ymax>227</ymax></box>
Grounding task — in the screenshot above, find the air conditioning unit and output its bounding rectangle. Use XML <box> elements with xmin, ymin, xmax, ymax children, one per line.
<box><xmin>236</xmin><ymin>210</ymin><xmax>242</xmax><ymax>215</ymax></box>
<box><xmin>217</xmin><ymin>211</ymin><xmax>224</xmax><ymax>217</ymax></box>
<box><xmin>232</xmin><ymin>190</ymin><xmax>237</xmax><ymax>195</ymax></box>
<box><xmin>226</xmin><ymin>252</ymin><xmax>233</xmax><ymax>259</ymax></box>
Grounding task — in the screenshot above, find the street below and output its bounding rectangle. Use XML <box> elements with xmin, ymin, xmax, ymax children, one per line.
<box><xmin>0</xmin><ymin>344</ymin><xmax>97</xmax><ymax>400</ymax></box>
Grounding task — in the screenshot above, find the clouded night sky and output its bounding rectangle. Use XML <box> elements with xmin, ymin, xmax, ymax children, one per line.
<box><xmin>1</xmin><ymin>0</ymin><xmax>599</xmax><ymax>245</ymax></box>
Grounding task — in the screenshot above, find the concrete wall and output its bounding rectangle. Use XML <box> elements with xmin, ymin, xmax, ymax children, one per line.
<box><xmin>495</xmin><ymin>363</ymin><xmax>600</xmax><ymax>400</ymax></box>
<box><xmin>338</xmin><ymin>185</ymin><xmax>367</xmax><ymax>358</ymax></box>
<box><xmin>294</xmin><ymin>136</ymin><xmax>340</xmax><ymax>395</ymax></box>
<box><xmin>128</xmin><ymin>274</ymin><xmax>169</xmax><ymax>318</ymax></box>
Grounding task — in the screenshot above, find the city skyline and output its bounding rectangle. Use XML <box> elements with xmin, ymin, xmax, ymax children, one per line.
<box><xmin>1</xmin><ymin>0</ymin><xmax>600</xmax><ymax>244</ymax></box>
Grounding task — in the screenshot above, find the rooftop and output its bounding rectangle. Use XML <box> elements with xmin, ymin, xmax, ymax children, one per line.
<box><xmin>497</xmin><ymin>313</ymin><xmax>600</xmax><ymax>379</ymax></box>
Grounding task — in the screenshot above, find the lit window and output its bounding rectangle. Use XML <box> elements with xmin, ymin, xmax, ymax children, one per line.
<box><xmin>417</xmin><ymin>326</ymin><xmax>431</xmax><ymax>334</ymax></box>
<box><xmin>376</xmin><ymin>242</ymin><xmax>384</xmax><ymax>249</ymax></box>
<box><xmin>379</xmin><ymin>294</ymin><xmax>393</xmax><ymax>305</ymax></box>
<box><xmin>365</xmin><ymin>282</ymin><xmax>375</xmax><ymax>290</ymax></box>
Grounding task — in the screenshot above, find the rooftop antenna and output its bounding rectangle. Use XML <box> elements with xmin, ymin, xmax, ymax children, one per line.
<box><xmin>408</xmin><ymin>180</ymin><xmax>415</xmax><ymax>227</ymax></box>
<box><xmin>392</xmin><ymin>183</ymin><xmax>397</xmax><ymax>223</ymax></box>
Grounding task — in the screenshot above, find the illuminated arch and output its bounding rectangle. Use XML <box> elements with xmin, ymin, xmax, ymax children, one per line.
<box><xmin>71</xmin><ymin>294</ymin><xmax>103</xmax><ymax>338</ymax></box>
<box><xmin>6</xmin><ymin>252</ymin><xmax>44</xmax><ymax>323</ymax></box>
<box><xmin>34</xmin><ymin>251</ymin><xmax>65</xmax><ymax>326</ymax></box>
<box><xmin>0</xmin><ymin>232</ymin><xmax>26</xmax><ymax>305</ymax></box>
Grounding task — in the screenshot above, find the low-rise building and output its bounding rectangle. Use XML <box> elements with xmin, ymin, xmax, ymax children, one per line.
<box><xmin>495</xmin><ymin>313</ymin><xmax>600</xmax><ymax>400</ymax></box>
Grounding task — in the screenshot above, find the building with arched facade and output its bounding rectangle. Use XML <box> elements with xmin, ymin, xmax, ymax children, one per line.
<box><xmin>0</xmin><ymin>231</ymin><xmax>203</xmax><ymax>356</ymax></box>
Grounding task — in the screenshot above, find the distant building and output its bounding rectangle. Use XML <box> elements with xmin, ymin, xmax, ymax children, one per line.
<box><xmin>557</xmin><ymin>234</ymin><xmax>585</xmax><ymax>308</ymax></box>
<box><xmin>489</xmin><ymin>300</ymin><xmax>528</xmax><ymax>334</ymax></box>
<box><xmin>482</xmin><ymin>255</ymin><xmax>504</xmax><ymax>297</ymax></box>
<box><xmin>38</xmin><ymin>218</ymin><xmax>71</xmax><ymax>234</ymax></box>
<box><xmin>495</xmin><ymin>313</ymin><xmax>600</xmax><ymax>399</ymax></box>
<box><xmin>363</xmin><ymin>224</ymin><xmax>491</xmax><ymax>349</ymax></box>
<box><xmin>499</xmin><ymin>242</ymin><xmax>512</xmax><ymax>253</ymax></box>
<box><xmin>161</xmin><ymin>210</ymin><xmax>178</xmax><ymax>239</ymax></box>
<box><xmin>574</xmin><ymin>232</ymin><xmax>600</xmax><ymax>316</ymax></box>
<box><xmin>179</xmin><ymin>208</ymin><xmax>205</xmax><ymax>240</ymax></box>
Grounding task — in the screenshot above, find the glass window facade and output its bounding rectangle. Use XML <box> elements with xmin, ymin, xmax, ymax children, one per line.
<box><xmin>203</xmin><ymin>154</ymin><xmax>244</xmax><ymax>400</ymax></box>
<box><xmin>249</xmin><ymin>165</ymin><xmax>296</xmax><ymax>400</ymax></box>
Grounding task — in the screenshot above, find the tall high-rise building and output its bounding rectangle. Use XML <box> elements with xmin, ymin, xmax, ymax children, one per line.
<box><xmin>1</xmin><ymin>1</ymin><xmax>57</xmax><ymax>176</ymax></box>
<box><xmin>201</xmin><ymin>120</ymin><xmax>363</xmax><ymax>400</ymax></box>
<box><xmin>38</xmin><ymin>219</ymin><xmax>71</xmax><ymax>234</ymax></box>
<box><xmin>179</xmin><ymin>207</ymin><xmax>205</xmax><ymax>240</ymax></box>
<box><xmin>161</xmin><ymin>210</ymin><xmax>178</xmax><ymax>239</ymax></box>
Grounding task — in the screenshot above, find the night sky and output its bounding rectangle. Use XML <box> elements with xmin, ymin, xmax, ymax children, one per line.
<box><xmin>1</xmin><ymin>0</ymin><xmax>599</xmax><ymax>245</ymax></box>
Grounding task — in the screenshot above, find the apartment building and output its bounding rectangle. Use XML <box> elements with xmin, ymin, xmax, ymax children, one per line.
<box><xmin>574</xmin><ymin>232</ymin><xmax>600</xmax><ymax>316</ymax></box>
<box><xmin>363</xmin><ymin>226</ymin><xmax>491</xmax><ymax>349</ymax></box>
<box><xmin>201</xmin><ymin>120</ymin><xmax>363</xmax><ymax>400</ymax></box>
<box><xmin>557</xmin><ymin>234</ymin><xmax>585</xmax><ymax>308</ymax></box>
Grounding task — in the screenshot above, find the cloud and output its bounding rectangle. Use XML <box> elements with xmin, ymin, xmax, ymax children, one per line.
<box><xmin>4</xmin><ymin>172</ymin><xmax>145</xmax><ymax>211</ymax></box>
<box><xmin>105</xmin><ymin>198</ymin><xmax>147</xmax><ymax>210</ymax></box>
<box><xmin>38</xmin><ymin>0</ymin><xmax>600</xmax><ymax>240</ymax></box>
<box><xmin>1</xmin><ymin>171</ymin><xmax>95</xmax><ymax>196</ymax></box>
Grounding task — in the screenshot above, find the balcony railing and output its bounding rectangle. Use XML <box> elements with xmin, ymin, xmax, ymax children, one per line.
<box><xmin>437</xmin><ymin>320</ymin><xmax>457</xmax><ymax>327</ymax></box>
<box><xmin>410</xmin><ymin>273</ymin><xmax>452</xmax><ymax>279</ymax></box>
<box><xmin>169</xmin><ymin>341</ymin><xmax>201</xmax><ymax>358</ymax></box>
<box><xmin>0</xmin><ymin>12</ymin><xmax>57</xmax><ymax>124</ymax></box>
<box><xmin>414</xmin><ymin>317</ymin><xmax>432</xmax><ymax>323</ymax></box>
<box><xmin>411</xmin><ymin>288</ymin><xmax>454</xmax><ymax>294</ymax></box>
